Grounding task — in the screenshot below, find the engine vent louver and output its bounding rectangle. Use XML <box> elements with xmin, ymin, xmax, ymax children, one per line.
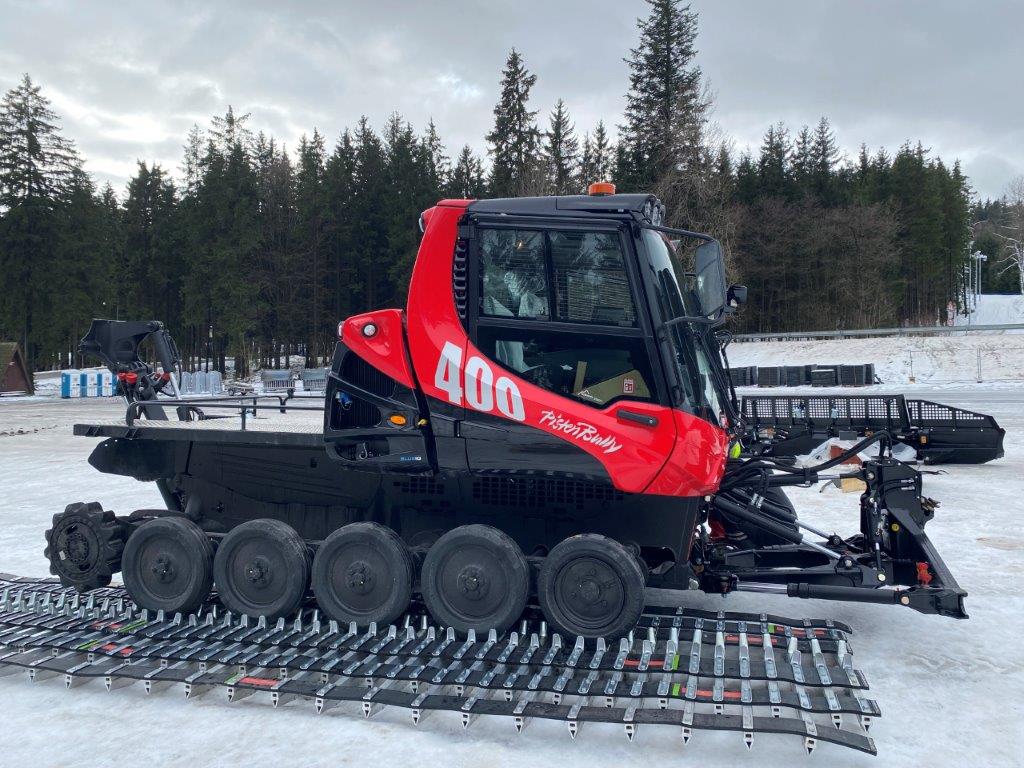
<box><xmin>453</xmin><ymin>237</ymin><xmax>469</xmax><ymax>321</ymax></box>
<box><xmin>472</xmin><ymin>476</ymin><xmax>624</xmax><ymax>511</ymax></box>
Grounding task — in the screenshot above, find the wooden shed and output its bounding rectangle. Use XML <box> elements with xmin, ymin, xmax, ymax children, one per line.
<box><xmin>0</xmin><ymin>342</ymin><xmax>33</xmax><ymax>396</ymax></box>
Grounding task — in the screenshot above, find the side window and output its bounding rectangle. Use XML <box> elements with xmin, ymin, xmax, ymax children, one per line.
<box><xmin>480</xmin><ymin>229</ymin><xmax>549</xmax><ymax>320</ymax></box>
<box><xmin>550</xmin><ymin>232</ymin><xmax>636</xmax><ymax>326</ymax></box>
<box><xmin>476</xmin><ymin>325</ymin><xmax>653</xmax><ymax>408</ymax></box>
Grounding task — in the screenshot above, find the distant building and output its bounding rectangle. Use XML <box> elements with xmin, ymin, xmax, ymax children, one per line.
<box><xmin>0</xmin><ymin>343</ymin><xmax>34</xmax><ymax>396</ymax></box>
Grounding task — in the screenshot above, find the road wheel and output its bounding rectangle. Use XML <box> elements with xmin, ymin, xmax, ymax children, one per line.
<box><xmin>122</xmin><ymin>517</ymin><xmax>213</xmax><ymax>614</ymax></box>
<box><xmin>538</xmin><ymin>534</ymin><xmax>646</xmax><ymax>639</ymax></box>
<box><xmin>311</xmin><ymin>522</ymin><xmax>413</xmax><ymax>627</ymax></box>
<box><xmin>420</xmin><ymin>524</ymin><xmax>528</xmax><ymax>634</ymax></box>
<box><xmin>214</xmin><ymin>519</ymin><xmax>309</xmax><ymax>620</ymax></box>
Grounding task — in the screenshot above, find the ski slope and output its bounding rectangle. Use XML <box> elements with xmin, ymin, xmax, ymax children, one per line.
<box><xmin>0</xmin><ymin>393</ymin><xmax>1022</xmax><ymax>767</ymax></box>
<box><xmin>955</xmin><ymin>293</ymin><xmax>1024</xmax><ymax>326</ymax></box>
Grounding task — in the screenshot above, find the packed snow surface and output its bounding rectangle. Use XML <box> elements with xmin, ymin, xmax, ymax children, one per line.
<box><xmin>0</xmin><ymin>390</ymin><xmax>1022</xmax><ymax>767</ymax></box>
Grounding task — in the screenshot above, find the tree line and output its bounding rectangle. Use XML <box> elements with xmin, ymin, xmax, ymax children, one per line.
<box><xmin>0</xmin><ymin>0</ymin><xmax>990</xmax><ymax>373</ymax></box>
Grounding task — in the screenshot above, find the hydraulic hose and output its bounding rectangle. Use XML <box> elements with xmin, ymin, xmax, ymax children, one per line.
<box><xmin>719</xmin><ymin>430</ymin><xmax>893</xmax><ymax>493</ymax></box>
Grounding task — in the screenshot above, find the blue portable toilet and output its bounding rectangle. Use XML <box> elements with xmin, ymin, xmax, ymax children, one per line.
<box><xmin>78</xmin><ymin>371</ymin><xmax>90</xmax><ymax>397</ymax></box>
<box><xmin>60</xmin><ymin>371</ymin><xmax>76</xmax><ymax>398</ymax></box>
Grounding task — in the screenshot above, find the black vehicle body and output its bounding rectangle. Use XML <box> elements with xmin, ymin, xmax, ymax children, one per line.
<box><xmin>53</xmin><ymin>192</ymin><xmax>968</xmax><ymax>633</ymax></box>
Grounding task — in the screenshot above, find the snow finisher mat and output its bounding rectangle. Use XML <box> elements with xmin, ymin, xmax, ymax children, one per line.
<box><xmin>0</xmin><ymin>574</ymin><xmax>878</xmax><ymax>755</ymax></box>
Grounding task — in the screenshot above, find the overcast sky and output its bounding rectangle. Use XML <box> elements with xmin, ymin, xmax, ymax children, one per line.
<box><xmin>1</xmin><ymin>0</ymin><xmax>1020</xmax><ymax>199</ymax></box>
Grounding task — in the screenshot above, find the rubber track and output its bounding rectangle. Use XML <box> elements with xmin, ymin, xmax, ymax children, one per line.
<box><xmin>0</xmin><ymin>576</ymin><xmax>877</xmax><ymax>754</ymax></box>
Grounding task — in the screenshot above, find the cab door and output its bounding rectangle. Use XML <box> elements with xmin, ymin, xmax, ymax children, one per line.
<box><xmin>457</xmin><ymin>220</ymin><xmax>679</xmax><ymax>493</ymax></box>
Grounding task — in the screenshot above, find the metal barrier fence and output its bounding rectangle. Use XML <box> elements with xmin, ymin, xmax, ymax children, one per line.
<box><xmin>179</xmin><ymin>371</ymin><xmax>223</xmax><ymax>395</ymax></box>
<box><xmin>733</xmin><ymin>322</ymin><xmax>1024</xmax><ymax>342</ymax></box>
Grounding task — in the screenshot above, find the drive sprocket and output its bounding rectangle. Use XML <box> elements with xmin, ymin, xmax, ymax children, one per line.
<box><xmin>44</xmin><ymin>502</ymin><xmax>127</xmax><ymax>591</ymax></box>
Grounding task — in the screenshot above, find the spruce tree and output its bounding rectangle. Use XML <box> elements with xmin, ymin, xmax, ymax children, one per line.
<box><xmin>0</xmin><ymin>74</ymin><xmax>82</xmax><ymax>365</ymax></box>
<box><xmin>295</xmin><ymin>130</ymin><xmax>328</xmax><ymax>362</ymax></box>
<box><xmin>757</xmin><ymin>124</ymin><xmax>793</xmax><ymax>199</ymax></box>
<box><xmin>810</xmin><ymin>117</ymin><xmax>840</xmax><ymax>204</ymax></box>
<box><xmin>580</xmin><ymin>120</ymin><xmax>614</xmax><ymax>187</ymax></box>
<box><xmin>617</xmin><ymin>0</ymin><xmax>707</xmax><ymax>190</ymax></box>
<box><xmin>486</xmin><ymin>49</ymin><xmax>542</xmax><ymax>197</ymax></box>
<box><xmin>324</xmin><ymin>130</ymin><xmax>358</xmax><ymax>320</ymax></box>
<box><xmin>543</xmin><ymin>99</ymin><xmax>579</xmax><ymax>194</ymax></box>
<box><xmin>450</xmin><ymin>145</ymin><xmax>486</xmax><ymax>198</ymax></box>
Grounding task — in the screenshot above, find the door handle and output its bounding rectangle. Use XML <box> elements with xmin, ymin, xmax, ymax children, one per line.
<box><xmin>615</xmin><ymin>408</ymin><xmax>658</xmax><ymax>427</ymax></box>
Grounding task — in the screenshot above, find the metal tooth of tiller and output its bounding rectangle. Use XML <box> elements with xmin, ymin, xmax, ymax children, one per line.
<box><xmin>681</xmin><ymin>700</ymin><xmax>695</xmax><ymax>745</ymax></box>
<box><xmin>410</xmin><ymin>686</ymin><xmax>432</xmax><ymax>726</ymax></box>
<box><xmin>566</xmin><ymin>635</ymin><xmax>585</xmax><ymax>668</ymax></box>
<box><xmin>512</xmin><ymin>692</ymin><xmax>534</xmax><ymax>733</ymax></box>
<box><xmin>567</xmin><ymin>698</ymin><xmax>586</xmax><ymax>739</ymax></box>
<box><xmin>801</xmin><ymin>711</ymin><xmax>818</xmax><ymax>755</ymax></box>
<box><xmin>453</xmin><ymin>628</ymin><xmax>476</xmax><ymax>660</ymax></box>
<box><xmin>227</xmin><ymin>676</ymin><xmax>258</xmax><ymax>703</ymax></box>
<box><xmin>475</xmin><ymin>628</ymin><xmax>498</xmax><ymax>660</ymax></box>
<box><xmin>689</xmin><ymin>626</ymin><xmax>702</xmax><ymax>674</ymax></box>
<box><xmin>271</xmin><ymin>675</ymin><xmax>300</xmax><ymax>707</ymax></box>
<box><xmin>743</xmin><ymin>706</ymin><xmax>754</xmax><ymax>749</ymax></box>
<box><xmin>369</xmin><ymin>624</ymin><xmax>398</xmax><ymax>655</ymax></box>
<box><xmin>788</xmin><ymin>636</ymin><xmax>805</xmax><ymax>684</ymax></box>
<box><xmin>183</xmin><ymin>667</ymin><xmax>216</xmax><ymax>699</ymax></box>
<box><xmin>811</xmin><ymin>637</ymin><xmax>832</xmax><ymax>686</ymax></box>
<box><xmin>314</xmin><ymin>680</ymin><xmax>340</xmax><ymax>714</ymax></box>
<box><xmin>497</xmin><ymin>631</ymin><xmax>519</xmax><ymax>663</ymax></box>
<box><xmin>853</xmin><ymin>690</ymin><xmax>874</xmax><ymax>732</ymax></box>
<box><xmin>519</xmin><ymin>633</ymin><xmax>540</xmax><ymax>665</ymax></box>
<box><xmin>105</xmin><ymin>661</ymin><xmax>136</xmax><ymax>691</ymax></box>
<box><xmin>432</xmin><ymin>626</ymin><xmax>455</xmax><ymax>657</ymax></box>
<box><xmin>362</xmin><ymin>684</ymin><xmax>384</xmax><ymax>718</ymax></box>
<box><xmin>542</xmin><ymin>633</ymin><xmax>562</xmax><ymax>666</ymax></box>
<box><xmin>455</xmin><ymin>659</ymin><xmax>483</xmax><ymax>695</ymax></box>
<box><xmin>604</xmin><ymin>670</ymin><xmax>622</xmax><ymax>707</ymax></box>
<box><xmin>589</xmin><ymin>637</ymin><xmax>607</xmax><ymax>670</ymax></box>
<box><xmin>28</xmin><ymin>651</ymin><xmax>71</xmax><ymax>682</ymax></box>
<box><xmin>64</xmin><ymin>659</ymin><xmax>98</xmax><ymax>689</ymax></box>
<box><xmin>714</xmin><ymin>628</ymin><xmax>726</xmax><ymax>676</ymax></box>
<box><xmin>461</xmin><ymin>687</ymin><xmax>492</xmax><ymax>729</ymax></box>
<box><xmin>622</xmin><ymin>702</ymin><xmax>640</xmax><ymax>742</ymax></box>
<box><xmin>768</xmin><ymin>679</ymin><xmax>782</xmax><ymax>717</ymax></box>
<box><xmin>613</xmin><ymin>637</ymin><xmax>631</xmax><ymax>670</ymax></box>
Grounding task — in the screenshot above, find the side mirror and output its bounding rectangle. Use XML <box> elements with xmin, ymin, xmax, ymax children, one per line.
<box><xmin>727</xmin><ymin>284</ymin><xmax>747</xmax><ymax>307</ymax></box>
<box><xmin>694</xmin><ymin>240</ymin><xmax>727</xmax><ymax>320</ymax></box>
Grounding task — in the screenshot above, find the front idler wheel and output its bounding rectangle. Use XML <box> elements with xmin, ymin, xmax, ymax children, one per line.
<box><xmin>537</xmin><ymin>534</ymin><xmax>646</xmax><ymax>639</ymax></box>
<box><xmin>214</xmin><ymin>519</ymin><xmax>309</xmax><ymax>620</ymax></box>
<box><xmin>44</xmin><ymin>502</ymin><xmax>127</xmax><ymax>591</ymax></box>
<box><xmin>420</xmin><ymin>524</ymin><xmax>529</xmax><ymax>634</ymax></box>
<box><xmin>121</xmin><ymin>517</ymin><xmax>213</xmax><ymax>614</ymax></box>
<box><xmin>311</xmin><ymin>522</ymin><xmax>413</xmax><ymax>627</ymax></box>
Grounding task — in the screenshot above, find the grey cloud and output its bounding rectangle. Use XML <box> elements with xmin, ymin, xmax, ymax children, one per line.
<box><xmin>0</xmin><ymin>0</ymin><xmax>1019</xmax><ymax>199</ymax></box>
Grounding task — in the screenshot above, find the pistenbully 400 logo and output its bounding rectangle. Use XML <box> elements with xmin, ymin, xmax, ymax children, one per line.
<box><xmin>538</xmin><ymin>410</ymin><xmax>622</xmax><ymax>454</ymax></box>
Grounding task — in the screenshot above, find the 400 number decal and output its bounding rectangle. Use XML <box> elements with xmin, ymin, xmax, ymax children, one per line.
<box><xmin>434</xmin><ymin>341</ymin><xmax>525</xmax><ymax>421</ymax></box>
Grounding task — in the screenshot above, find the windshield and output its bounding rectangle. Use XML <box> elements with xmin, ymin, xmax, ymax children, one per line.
<box><xmin>641</xmin><ymin>228</ymin><xmax>732</xmax><ymax>427</ymax></box>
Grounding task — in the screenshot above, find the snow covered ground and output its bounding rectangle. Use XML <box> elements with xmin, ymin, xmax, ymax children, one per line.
<box><xmin>729</xmin><ymin>330</ymin><xmax>1024</xmax><ymax>385</ymax></box>
<box><xmin>0</xmin><ymin>390</ymin><xmax>1022</xmax><ymax>767</ymax></box>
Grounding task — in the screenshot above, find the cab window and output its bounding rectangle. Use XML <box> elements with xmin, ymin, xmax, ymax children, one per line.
<box><xmin>549</xmin><ymin>231</ymin><xmax>636</xmax><ymax>326</ymax></box>
<box><xmin>475</xmin><ymin>225</ymin><xmax>655</xmax><ymax>409</ymax></box>
<box><xmin>476</xmin><ymin>325</ymin><xmax>653</xmax><ymax>407</ymax></box>
<box><xmin>480</xmin><ymin>229</ymin><xmax>549</xmax><ymax>319</ymax></box>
